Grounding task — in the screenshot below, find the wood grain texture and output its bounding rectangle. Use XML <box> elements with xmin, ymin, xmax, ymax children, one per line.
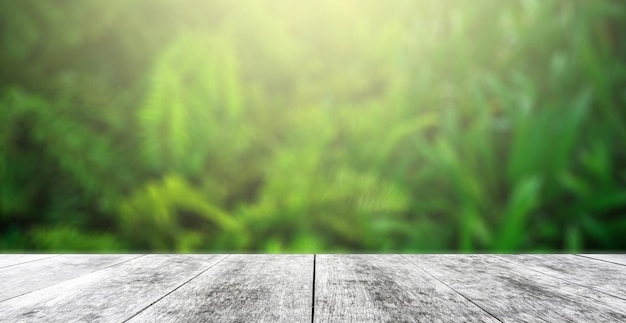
<box><xmin>0</xmin><ymin>254</ymin><xmax>140</xmax><ymax>301</ymax></box>
<box><xmin>0</xmin><ymin>254</ymin><xmax>226</xmax><ymax>323</ymax></box>
<box><xmin>578</xmin><ymin>254</ymin><xmax>626</xmax><ymax>266</ymax></box>
<box><xmin>314</xmin><ymin>254</ymin><xmax>499</xmax><ymax>322</ymax></box>
<box><xmin>405</xmin><ymin>255</ymin><xmax>626</xmax><ymax>322</ymax></box>
<box><xmin>1</xmin><ymin>254</ymin><xmax>626</xmax><ymax>322</ymax></box>
<box><xmin>0</xmin><ymin>254</ymin><xmax>58</xmax><ymax>268</ymax></box>
<box><xmin>496</xmin><ymin>254</ymin><xmax>626</xmax><ymax>299</ymax></box>
<box><xmin>127</xmin><ymin>254</ymin><xmax>313</xmax><ymax>323</ymax></box>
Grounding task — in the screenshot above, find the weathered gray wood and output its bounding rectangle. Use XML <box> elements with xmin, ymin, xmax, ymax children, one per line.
<box><xmin>1</xmin><ymin>254</ymin><xmax>626</xmax><ymax>322</ymax></box>
<box><xmin>578</xmin><ymin>254</ymin><xmax>626</xmax><ymax>266</ymax></box>
<box><xmin>0</xmin><ymin>254</ymin><xmax>58</xmax><ymax>268</ymax></box>
<box><xmin>0</xmin><ymin>254</ymin><xmax>140</xmax><ymax>301</ymax></box>
<box><xmin>496</xmin><ymin>254</ymin><xmax>626</xmax><ymax>299</ymax></box>
<box><xmin>314</xmin><ymin>254</ymin><xmax>499</xmax><ymax>322</ymax></box>
<box><xmin>0</xmin><ymin>254</ymin><xmax>226</xmax><ymax>323</ymax></box>
<box><xmin>405</xmin><ymin>255</ymin><xmax>626</xmax><ymax>322</ymax></box>
<box><xmin>127</xmin><ymin>254</ymin><xmax>313</xmax><ymax>323</ymax></box>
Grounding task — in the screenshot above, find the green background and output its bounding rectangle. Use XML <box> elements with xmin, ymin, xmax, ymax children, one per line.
<box><xmin>1</xmin><ymin>0</ymin><xmax>625</xmax><ymax>252</ymax></box>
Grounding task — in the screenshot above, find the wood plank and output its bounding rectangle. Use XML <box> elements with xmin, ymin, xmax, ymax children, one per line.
<box><xmin>578</xmin><ymin>254</ymin><xmax>626</xmax><ymax>266</ymax></box>
<box><xmin>0</xmin><ymin>254</ymin><xmax>140</xmax><ymax>301</ymax></box>
<box><xmin>405</xmin><ymin>255</ymin><xmax>626</xmax><ymax>322</ymax></box>
<box><xmin>127</xmin><ymin>254</ymin><xmax>313</xmax><ymax>323</ymax></box>
<box><xmin>496</xmin><ymin>254</ymin><xmax>626</xmax><ymax>299</ymax></box>
<box><xmin>0</xmin><ymin>254</ymin><xmax>226</xmax><ymax>323</ymax></box>
<box><xmin>314</xmin><ymin>254</ymin><xmax>499</xmax><ymax>322</ymax></box>
<box><xmin>0</xmin><ymin>254</ymin><xmax>58</xmax><ymax>268</ymax></box>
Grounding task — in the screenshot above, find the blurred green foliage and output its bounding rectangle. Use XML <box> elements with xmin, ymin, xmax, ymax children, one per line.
<box><xmin>1</xmin><ymin>0</ymin><xmax>625</xmax><ymax>252</ymax></box>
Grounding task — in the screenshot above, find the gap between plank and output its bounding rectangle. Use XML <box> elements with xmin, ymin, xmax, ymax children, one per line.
<box><xmin>311</xmin><ymin>254</ymin><xmax>316</xmax><ymax>323</ymax></box>
<box><xmin>400</xmin><ymin>255</ymin><xmax>503</xmax><ymax>323</ymax></box>
<box><xmin>0</xmin><ymin>254</ymin><xmax>61</xmax><ymax>269</ymax></box>
<box><xmin>122</xmin><ymin>254</ymin><xmax>231</xmax><ymax>323</ymax></box>
<box><xmin>575</xmin><ymin>254</ymin><xmax>626</xmax><ymax>267</ymax></box>
<box><xmin>494</xmin><ymin>255</ymin><xmax>626</xmax><ymax>302</ymax></box>
<box><xmin>0</xmin><ymin>254</ymin><xmax>147</xmax><ymax>303</ymax></box>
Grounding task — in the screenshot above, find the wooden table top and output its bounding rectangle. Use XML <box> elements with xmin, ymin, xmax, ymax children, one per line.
<box><xmin>0</xmin><ymin>254</ymin><xmax>625</xmax><ymax>322</ymax></box>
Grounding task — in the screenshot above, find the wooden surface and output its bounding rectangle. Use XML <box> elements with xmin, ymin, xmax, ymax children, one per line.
<box><xmin>0</xmin><ymin>254</ymin><xmax>624</xmax><ymax>322</ymax></box>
